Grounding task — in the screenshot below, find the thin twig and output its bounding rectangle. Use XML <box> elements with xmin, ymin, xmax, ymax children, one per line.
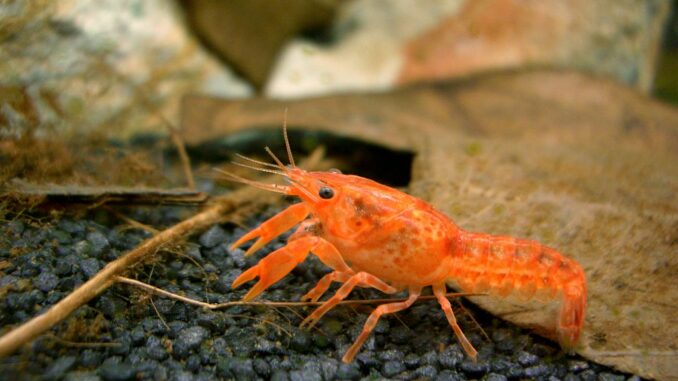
<box><xmin>168</xmin><ymin>126</ymin><xmax>196</xmax><ymax>190</ymax></box>
<box><xmin>0</xmin><ymin>149</ymin><xmax>326</xmax><ymax>359</ymax></box>
<box><xmin>106</xmin><ymin>206</ymin><xmax>160</xmax><ymax>235</ymax></box>
<box><xmin>44</xmin><ymin>334</ymin><xmax>121</xmax><ymax>349</ymax></box>
<box><xmin>114</xmin><ymin>276</ymin><xmax>486</xmax><ymax>309</ymax></box>
<box><xmin>455</xmin><ymin>299</ymin><xmax>491</xmax><ymax>342</ymax></box>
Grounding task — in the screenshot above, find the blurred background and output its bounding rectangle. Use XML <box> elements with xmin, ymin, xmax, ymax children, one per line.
<box><xmin>0</xmin><ymin>0</ymin><xmax>675</xmax><ymax>138</ymax></box>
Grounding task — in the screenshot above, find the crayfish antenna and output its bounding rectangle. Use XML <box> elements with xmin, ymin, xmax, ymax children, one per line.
<box><xmin>283</xmin><ymin>107</ymin><xmax>296</xmax><ymax>168</ymax></box>
<box><xmin>230</xmin><ymin>161</ymin><xmax>287</xmax><ymax>176</ymax></box>
<box><xmin>234</xmin><ymin>153</ymin><xmax>280</xmax><ymax>169</ymax></box>
<box><xmin>265</xmin><ymin>146</ymin><xmax>287</xmax><ymax>171</ymax></box>
<box><xmin>214</xmin><ymin>167</ymin><xmax>289</xmax><ymax>194</ymax></box>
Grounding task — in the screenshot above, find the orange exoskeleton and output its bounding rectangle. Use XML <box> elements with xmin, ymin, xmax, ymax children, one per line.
<box><xmin>223</xmin><ymin>127</ymin><xmax>586</xmax><ymax>363</ymax></box>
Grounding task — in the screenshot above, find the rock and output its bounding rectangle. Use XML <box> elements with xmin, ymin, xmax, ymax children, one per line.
<box><xmin>141</xmin><ymin>318</ymin><xmax>169</xmax><ymax>335</ymax></box>
<box><xmin>64</xmin><ymin>371</ymin><xmax>102</xmax><ymax>381</ymax></box>
<box><xmin>436</xmin><ymin>370</ymin><xmax>464</xmax><ymax>381</ymax></box>
<box><xmin>382</xmin><ymin>360</ymin><xmax>406</xmax><ymax>378</ymax></box>
<box><xmin>173</xmin><ymin>326</ymin><xmax>209</xmax><ymax>357</ymax></box>
<box><xmin>266</xmin><ymin>0</ymin><xmax>463</xmax><ymax>98</ymax></box>
<box><xmin>517</xmin><ymin>351</ymin><xmax>539</xmax><ymax>367</ymax></box>
<box><xmin>319</xmin><ymin>359</ymin><xmax>338</xmax><ymax>380</ymax></box>
<box><xmin>569</xmin><ymin>360</ymin><xmax>590</xmax><ymax>373</ymax></box>
<box><xmin>289</xmin><ymin>330</ymin><xmax>311</xmax><ymax>353</ymax></box>
<box><xmin>253</xmin><ymin>358</ymin><xmax>271</xmax><ymax>378</ymax></box>
<box><xmin>335</xmin><ymin>362</ymin><xmax>361</xmax><ymax>380</ymax></box>
<box><xmin>129</xmin><ymin>326</ymin><xmax>145</xmax><ymax>346</ymax></box>
<box><xmin>598</xmin><ymin>373</ymin><xmax>625</xmax><ymax>381</ymax></box>
<box><xmin>59</xmin><ymin>220</ymin><xmax>85</xmax><ymax>234</ymax></box>
<box><xmin>400</xmin><ymin>0</ymin><xmax>671</xmax><ymax>93</ymax></box>
<box><xmin>183</xmin><ymin>0</ymin><xmax>338</xmax><ymax>87</ymax></box>
<box><xmin>169</xmin><ymin>370</ymin><xmax>194</xmax><ymax>381</ymax></box>
<box><xmin>145</xmin><ymin>336</ymin><xmax>168</xmax><ymax>361</ymax></box>
<box><xmin>217</xmin><ymin>358</ymin><xmax>256</xmax><ymax>380</ymax></box>
<box><xmin>86</xmin><ymin>231</ymin><xmax>109</xmax><ymax>256</ymax></box>
<box><xmin>79</xmin><ymin>258</ymin><xmax>100</xmax><ymax>278</ymax></box>
<box><xmin>289</xmin><ymin>362</ymin><xmax>322</xmax><ymax>381</ymax></box>
<box><xmin>270</xmin><ymin>370</ymin><xmax>290</xmax><ymax>381</ymax></box>
<box><xmin>483</xmin><ymin>374</ymin><xmax>508</xmax><ymax>381</ymax></box>
<box><xmin>199</xmin><ymin>225</ymin><xmax>228</xmax><ymax>249</ymax></box>
<box><xmin>98</xmin><ymin>362</ymin><xmax>136</xmax><ymax>381</ymax></box>
<box><xmin>109</xmin><ymin>333</ymin><xmax>131</xmax><ymax>356</ymax></box>
<box><xmin>74</xmin><ymin>240</ymin><xmax>93</xmax><ymax>257</ymax></box>
<box><xmin>51</xmin><ymin>229</ymin><xmax>72</xmax><ymax>244</ymax></box>
<box><xmin>36</xmin><ymin>271</ymin><xmax>59</xmax><ymax>292</ymax></box>
<box><xmin>227</xmin><ymin>247</ymin><xmax>247</xmax><ymax>268</ymax></box>
<box><xmin>96</xmin><ymin>295</ymin><xmax>126</xmax><ymax>318</ymax></box>
<box><xmin>195</xmin><ymin>311</ymin><xmax>226</xmax><ymax>332</ymax></box>
<box><xmin>54</xmin><ymin>254</ymin><xmax>78</xmax><ymax>276</ymax></box>
<box><xmin>404</xmin><ymin>353</ymin><xmax>421</xmax><ymax>369</ymax></box>
<box><xmin>0</xmin><ymin>0</ymin><xmax>250</xmax><ymax>137</ymax></box>
<box><xmin>79</xmin><ymin>350</ymin><xmax>104</xmax><ymax>368</ymax></box>
<box><xmin>267</xmin><ymin>0</ymin><xmax>669</xmax><ymax>98</ymax></box>
<box><xmin>43</xmin><ymin>356</ymin><xmax>77</xmax><ymax>381</ymax></box>
<box><xmin>8</xmin><ymin>220</ymin><xmax>25</xmax><ymax>234</ymax></box>
<box><xmin>185</xmin><ymin>355</ymin><xmax>201</xmax><ymax>372</ymax></box>
<box><xmin>524</xmin><ymin>364</ymin><xmax>551</xmax><ymax>378</ymax></box>
<box><xmin>439</xmin><ymin>346</ymin><xmax>464</xmax><ymax>369</ymax></box>
<box><xmin>459</xmin><ymin>360</ymin><xmax>490</xmax><ymax>377</ymax></box>
<box><xmin>415</xmin><ymin>365</ymin><xmax>439</xmax><ymax>379</ymax></box>
<box><xmin>378</xmin><ymin>348</ymin><xmax>404</xmax><ymax>362</ymax></box>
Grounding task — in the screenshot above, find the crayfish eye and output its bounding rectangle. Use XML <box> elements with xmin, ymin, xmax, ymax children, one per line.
<box><xmin>328</xmin><ymin>168</ymin><xmax>342</xmax><ymax>174</ymax></box>
<box><xmin>318</xmin><ymin>186</ymin><xmax>334</xmax><ymax>199</ymax></box>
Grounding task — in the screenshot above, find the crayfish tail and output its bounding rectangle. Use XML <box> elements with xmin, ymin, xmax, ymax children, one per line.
<box><xmin>450</xmin><ymin>232</ymin><xmax>587</xmax><ymax>348</ymax></box>
<box><xmin>557</xmin><ymin>278</ymin><xmax>587</xmax><ymax>349</ymax></box>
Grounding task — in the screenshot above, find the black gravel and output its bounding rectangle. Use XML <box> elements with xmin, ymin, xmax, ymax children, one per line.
<box><xmin>0</xmin><ymin>204</ymin><xmax>643</xmax><ymax>381</ymax></box>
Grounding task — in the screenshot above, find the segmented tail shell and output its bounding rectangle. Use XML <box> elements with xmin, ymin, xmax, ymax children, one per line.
<box><xmin>449</xmin><ymin>232</ymin><xmax>586</xmax><ymax>347</ymax></box>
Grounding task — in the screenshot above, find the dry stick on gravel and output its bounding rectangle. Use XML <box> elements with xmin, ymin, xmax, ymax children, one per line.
<box><xmin>115</xmin><ymin>276</ymin><xmax>486</xmax><ymax>310</ymax></box>
<box><xmin>0</xmin><ymin>148</ymin><xmax>325</xmax><ymax>359</ymax></box>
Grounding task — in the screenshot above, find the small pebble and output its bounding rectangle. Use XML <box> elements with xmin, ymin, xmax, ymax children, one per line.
<box><xmin>404</xmin><ymin>353</ymin><xmax>421</xmax><ymax>369</ymax></box>
<box><xmin>598</xmin><ymin>372</ymin><xmax>625</xmax><ymax>381</ymax></box>
<box><xmin>145</xmin><ymin>336</ymin><xmax>168</xmax><ymax>361</ymax></box>
<box><xmin>335</xmin><ymin>362</ymin><xmax>361</xmax><ymax>380</ymax></box>
<box><xmin>36</xmin><ymin>271</ymin><xmax>59</xmax><ymax>292</ymax></box>
<box><xmin>64</xmin><ymin>371</ymin><xmax>102</xmax><ymax>381</ymax></box>
<box><xmin>439</xmin><ymin>346</ymin><xmax>464</xmax><ymax>368</ymax></box>
<box><xmin>80</xmin><ymin>257</ymin><xmax>101</xmax><ymax>278</ymax></box>
<box><xmin>170</xmin><ymin>370</ymin><xmax>194</xmax><ymax>381</ymax></box>
<box><xmin>569</xmin><ymin>360</ymin><xmax>590</xmax><ymax>373</ymax></box>
<box><xmin>43</xmin><ymin>356</ymin><xmax>77</xmax><ymax>381</ymax></box>
<box><xmin>524</xmin><ymin>364</ymin><xmax>551</xmax><ymax>378</ymax></box>
<box><xmin>382</xmin><ymin>360</ymin><xmax>406</xmax><ymax>377</ymax></box>
<box><xmin>460</xmin><ymin>360</ymin><xmax>490</xmax><ymax>377</ymax></box>
<box><xmin>199</xmin><ymin>225</ymin><xmax>227</xmax><ymax>248</ymax></box>
<box><xmin>8</xmin><ymin>220</ymin><xmax>25</xmax><ymax>234</ymax></box>
<box><xmin>415</xmin><ymin>365</ymin><xmax>438</xmax><ymax>378</ymax></box>
<box><xmin>217</xmin><ymin>358</ymin><xmax>256</xmax><ymax>380</ymax></box>
<box><xmin>98</xmin><ymin>362</ymin><xmax>136</xmax><ymax>381</ymax></box>
<box><xmin>253</xmin><ymin>358</ymin><xmax>272</xmax><ymax>378</ymax></box>
<box><xmin>173</xmin><ymin>326</ymin><xmax>209</xmax><ymax>357</ymax></box>
<box><xmin>74</xmin><ymin>240</ymin><xmax>93</xmax><ymax>257</ymax></box>
<box><xmin>271</xmin><ymin>370</ymin><xmax>290</xmax><ymax>381</ymax></box>
<box><xmin>517</xmin><ymin>350</ymin><xmax>539</xmax><ymax>366</ymax></box>
<box><xmin>483</xmin><ymin>373</ymin><xmax>508</xmax><ymax>381</ymax></box>
<box><xmin>436</xmin><ymin>369</ymin><xmax>464</xmax><ymax>381</ymax></box>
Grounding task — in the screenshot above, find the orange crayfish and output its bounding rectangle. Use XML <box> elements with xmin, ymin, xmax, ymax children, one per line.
<box><xmin>223</xmin><ymin>128</ymin><xmax>586</xmax><ymax>363</ymax></box>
